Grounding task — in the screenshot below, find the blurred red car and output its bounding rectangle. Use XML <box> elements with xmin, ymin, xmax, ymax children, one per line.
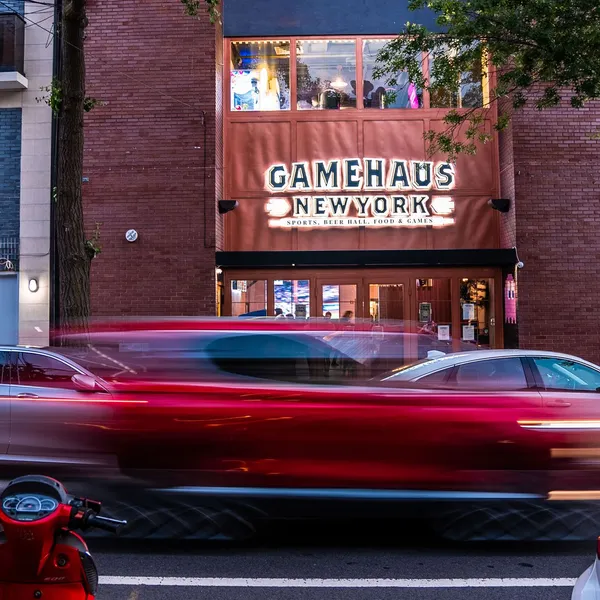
<box><xmin>2</xmin><ymin>318</ymin><xmax>599</xmax><ymax>541</ymax></box>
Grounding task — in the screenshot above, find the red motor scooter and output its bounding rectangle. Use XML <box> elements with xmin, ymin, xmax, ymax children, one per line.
<box><xmin>0</xmin><ymin>475</ymin><xmax>126</xmax><ymax>599</ymax></box>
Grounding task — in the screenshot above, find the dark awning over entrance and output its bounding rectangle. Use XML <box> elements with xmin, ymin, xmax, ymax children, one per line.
<box><xmin>216</xmin><ymin>249</ymin><xmax>518</xmax><ymax>269</ymax></box>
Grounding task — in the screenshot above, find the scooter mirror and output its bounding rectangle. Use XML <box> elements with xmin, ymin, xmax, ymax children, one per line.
<box><xmin>71</xmin><ymin>374</ymin><xmax>98</xmax><ymax>392</ymax></box>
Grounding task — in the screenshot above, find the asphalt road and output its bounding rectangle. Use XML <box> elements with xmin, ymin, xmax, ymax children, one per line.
<box><xmin>88</xmin><ymin>520</ymin><xmax>592</xmax><ymax>600</ymax></box>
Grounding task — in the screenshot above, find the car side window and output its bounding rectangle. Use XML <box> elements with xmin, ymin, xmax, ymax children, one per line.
<box><xmin>417</xmin><ymin>368</ymin><xmax>452</xmax><ymax>387</ymax></box>
<box><xmin>0</xmin><ymin>352</ymin><xmax>11</xmax><ymax>386</ymax></box>
<box><xmin>453</xmin><ymin>358</ymin><xmax>528</xmax><ymax>390</ymax></box>
<box><xmin>533</xmin><ymin>357</ymin><xmax>600</xmax><ymax>392</ymax></box>
<box><xmin>13</xmin><ymin>353</ymin><xmax>79</xmax><ymax>388</ymax></box>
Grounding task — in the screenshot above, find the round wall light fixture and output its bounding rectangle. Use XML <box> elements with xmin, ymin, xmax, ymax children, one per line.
<box><xmin>28</xmin><ymin>278</ymin><xmax>39</xmax><ymax>293</ymax></box>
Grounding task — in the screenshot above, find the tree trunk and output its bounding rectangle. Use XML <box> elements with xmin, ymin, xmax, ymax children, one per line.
<box><xmin>56</xmin><ymin>0</ymin><xmax>91</xmax><ymax>340</ymax></box>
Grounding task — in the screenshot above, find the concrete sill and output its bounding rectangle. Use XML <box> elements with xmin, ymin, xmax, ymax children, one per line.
<box><xmin>0</xmin><ymin>71</ymin><xmax>28</xmax><ymax>91</ymax></box>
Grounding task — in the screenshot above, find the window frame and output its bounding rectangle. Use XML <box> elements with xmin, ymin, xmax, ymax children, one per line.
<box><xmin>225</xmin><ymin>35</ymin><xmax>491</xmax><ymax>114</ymax></box>
<box><xmin>527</xmin><ymin>356</ymin><xmax>600</xmax><ymax>393</ymax></box>
<box><xmin>0</xmin><ymin>350</ymin><xmax>12</xmax><ymax>386</ymax></box>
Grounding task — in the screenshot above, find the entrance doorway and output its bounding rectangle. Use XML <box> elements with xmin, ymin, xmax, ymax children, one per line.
<box><xmin>0</xmin><ymin>274</ymin><xmax>18</xmax><ymax>344</ymax></box>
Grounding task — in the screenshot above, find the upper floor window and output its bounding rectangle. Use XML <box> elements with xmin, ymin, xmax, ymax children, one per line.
<box><xmin>296</xmin><ymin>40</ymin><xmax>357</xmax><ymax>110</ymax></box>
<box><xmin>0</xmin><ymin>13</ymin><xmax>25</xmax><ymax>75</ymax></box>
<box><xmin>230</xmin><ymin>40</ymin><xmax>291</xmax><ymax>111</ymax></box>
<box><xmin>429</xmin><ymin>47</ymin><xmax>484</xmax><ymax>109</ymax></box>
<box><xmin>227</xmin><ymin>37</ymin><xmax>488</xmax><ymax>112</ymax></box>
<box><xmin>362</xmin><ymin>40</ymin><xmax>422</xmax><ymax>109</ymax></box>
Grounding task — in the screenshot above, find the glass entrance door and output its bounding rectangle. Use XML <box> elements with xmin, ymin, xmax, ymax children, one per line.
<box><xmin>459</xmin><ymin>277</ymin><xmax>496</xmax><ymax>348</ymax></box>
<box><xmin>415</xmin><ymin>277</ymin><xmax>454</xmax><ymax>357</ymax></box>
<box><xmin>318</xmin><ymin>282</ymin><xmax>360</xmax><ymax>320</ymax></box>
<box><xmin>369</xmin><ymin>283</ymin><xmax>405</xmax><ymax>322</ymax></box>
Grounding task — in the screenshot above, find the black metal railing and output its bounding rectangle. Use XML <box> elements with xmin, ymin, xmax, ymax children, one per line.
<box><xmin>0</xmin><ymin>237</ymin><xmax>19</xmax><ymax>272</ymax></box>
<box><xmin>0</xmin><ymin>13</ymin><xmax>25</xmax><ymax>75</ymax></box>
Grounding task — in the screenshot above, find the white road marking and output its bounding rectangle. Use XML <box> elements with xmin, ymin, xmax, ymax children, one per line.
<box><xmin>99</xmin><ymin>576</ymin><xmax>577</xmax><ymax>588</ymax></box>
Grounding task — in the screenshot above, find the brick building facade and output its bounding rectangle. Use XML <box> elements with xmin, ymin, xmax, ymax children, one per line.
<box><xmin>80</xmin><ymin>1</ymin><xmax>600</xmax><ymax>362</ymax></box>
<box><xmin>83</xmin><ymin>1</ymin><xmax>223</xmax><ymax>317</ymax></box>
<box><xmin>500</xmin><ymin>98</ymin><xmax>600</xmax><ymax>362</ymax></box>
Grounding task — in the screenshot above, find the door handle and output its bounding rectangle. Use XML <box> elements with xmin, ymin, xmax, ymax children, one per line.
<box><xmin>546</xmin><ymin>399</ymin><xmax>572</xmax><ymax>407</ymax></box>
<box><xmin>16</xmin><ymin>393</ymin><xmax>39</xmax><ymax>399</ymax></box>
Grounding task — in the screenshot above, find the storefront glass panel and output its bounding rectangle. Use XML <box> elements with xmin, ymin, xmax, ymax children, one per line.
<box><xmin>322</xmin><ymin>284</ymin><xmax>357</xmax><ymax>320</ymax></box>
<box><xmin>231</xmin><ymin>280</ymin><xmax>267</xmax><ymax>316</ymax></box>
<box><xmin>362</xmin><ymin>40</ymin><xmax>422</xmax><ymax>109</ymax></box>
<box><xmin>460</xmin><ymin>278</ymin><xmax>495</xmax><ymax>348</ymax></box>
<box><xmin>296</xmin><ymin>40</ymin><xmax>357</xmax><ymax>110</ymax></box>
<box><xmin>274</xmin><ymin>279</ymin><xmax>310</xmax><ymax>318</ymax></box>
<box><xmin>230</xmin><ymin>40</ymin><xmax>291</xmax><ymax>111</ymax></box>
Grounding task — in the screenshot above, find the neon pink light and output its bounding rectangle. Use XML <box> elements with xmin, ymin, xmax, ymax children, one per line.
<box><xmin>505</xmin><ymin>275</ymin><xmax>517</xmax><ymax>324</ymax></box>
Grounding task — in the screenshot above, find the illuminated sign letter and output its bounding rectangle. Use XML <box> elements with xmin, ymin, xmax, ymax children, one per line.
<box><xmin>372</xmin><ymin>196</ymin><xmax>389</xmax><ymax>216</ymax></box>
<box><xmin>289</xmin><ymin>162</ymin><xmax>312</xmax><ymax>191</ymax></box>
<box><xmin>294</xmin><ymin>197</ymin><xmax>311</xmax><ymax>216</ymax></box>
<box><xmin>388</xmin><ymin>160</ymin><xmax>411</xmax><ymax>190</ymax></box>
<box><xmin>314</xmin><ymin>160</ymin><xmax>340</xmax><ymax>190</ymax></box>
<box><xmin>434</xmin><ymin>163</ymin><xmax>455</xmax><ymax>190</ymax></box>
<box><xmin>364</xmin><ymin>159</ymin><xmax>385</xmax><ymax>190</ymax></box>
<box><xmin>313</xmin><ymin>197</ymin><xmax>327</xmax><ymax>216</ymax></box>
<box><xmin>267</xmin><ymin>164</ymin><xmax>289</xmax><ymax>192</ymax></box>
<box><xmin>411</xmin><ymin>195</ymin><xmax>430</xmax><ymax>214</ymax></box>
<box><xmin>355</xmin><ymin>196</ymin><xmax>371</xmax><ymax>216</ymax></box>
<box><xmin>392</xmin><ymin>196</ymin><xmax>409</xmax><ymax>215</ymax></box>
<box><xmin>411</xmin><ymin>162</ymin><xmax>433</xmax><ymax>190</ymax></box>
<box><xmin>344</xmin><ymin>159</ymin><xmax>363</xmax><ymax>190</ymax></box>
<box><xmin>328</xmin><ymin>197</ymin><xmax>350</xmax><ymax>215</ymax></box>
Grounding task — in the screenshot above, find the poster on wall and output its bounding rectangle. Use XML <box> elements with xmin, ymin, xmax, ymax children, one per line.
<box><xmin>295</xmin><ymin>304</ymin><xmax>307</xmax><ymax>318</ymax></box>
<box><xmin>462</xmin><ymin>303</ymin><xmax>475</xmax><ymax>321</ymax></box>
<box><xmin>437</xmin><ymin>325</ymin><xmax>450</xmax><ymax>341</ymax></box>
<box><xmin>462</xmin><ymin>325</ymin><xmax>475</xmax><ymax>341</ymax></box>
<box><xmin>418</xmin><ymin>302</ymin><xmax>432</xmax><ymax>323</ymax></box>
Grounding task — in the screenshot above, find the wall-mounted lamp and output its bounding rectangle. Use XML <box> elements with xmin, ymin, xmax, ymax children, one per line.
<box><xmin>28</xmin><ymin>278</ymin><xmax>39</xmax><ymax>293</ymax></box>
<box><xmin>488</xmin><ymin>198</ymin><xmax>511</xmax><ymax>213</ymax></box>
<box><xmin>218</xmin><ymin>200</ymin><xmax>239</xmax><ymax>214</ymax></box>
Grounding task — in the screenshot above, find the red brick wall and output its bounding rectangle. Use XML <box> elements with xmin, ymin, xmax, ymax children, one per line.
<box><xmin>500</xmin><ymin>94</ymin><xmax>600</xmax><ymax>363</ymax></box>
<box><xmin>83</xmin><ymin>1</ymin><xmax>221</xmax><ymax>316</ymax></box>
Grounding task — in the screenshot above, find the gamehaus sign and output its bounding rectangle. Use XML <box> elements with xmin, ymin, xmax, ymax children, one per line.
<box><xmin>264</xmin><ymin>158</ymin><xmax>457</xmax><ymax>229</ymax></box>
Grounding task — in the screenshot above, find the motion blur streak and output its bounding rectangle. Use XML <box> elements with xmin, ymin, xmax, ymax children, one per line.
<box><xmin>518</xmin><ymin>420</ymin><xmax>600</xmax><ymax>430</ymax></box>
<box><xmin>152</xmin><ymin>487</ymin><xmax>543</xmax><ymax>500</ymax></box>
<box><xmin>548</xmin><ymin>491</ymin><xmax>600</xmax><ymax>500</ymax></box>
<box><xmin>551</xmin><ymin>448</ymin><xmax>600</xmax><ymax>458</ymax></box>
<box><xmin>18</xmin><ymin>398</ymin><xmax>148</xmax><ymax>404</ymax></box>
